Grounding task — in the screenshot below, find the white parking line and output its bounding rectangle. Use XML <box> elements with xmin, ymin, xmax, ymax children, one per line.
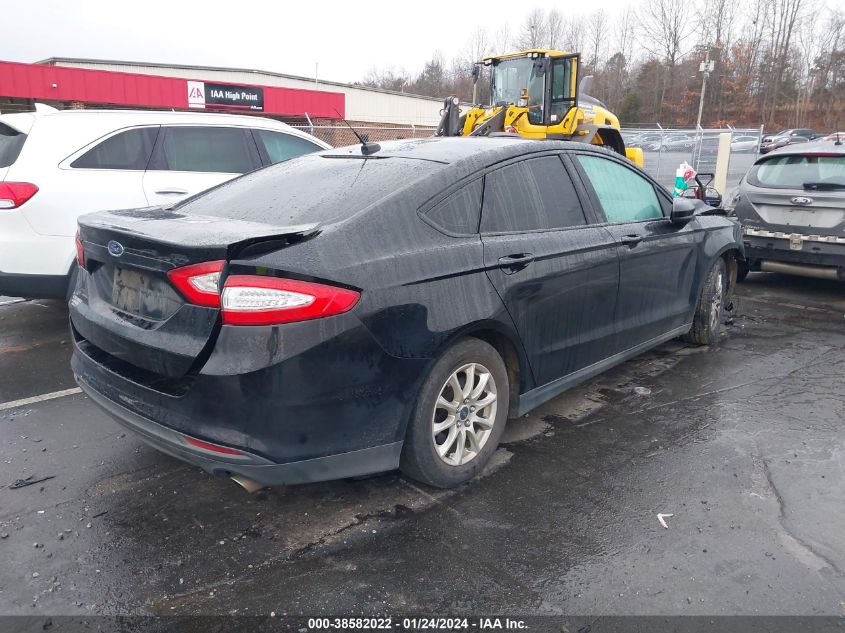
<box><xmin>0</xmin><ymin>387</ymin><xmax>83</xmax><ymax>412</ymax></box>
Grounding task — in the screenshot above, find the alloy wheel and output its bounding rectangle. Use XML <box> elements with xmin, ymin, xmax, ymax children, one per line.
<box><xmin>710</xmin><ymin>271</ymin><xmax>724</xmax><ymax>330</ymax></box>
<box><xmin>432</xmin><ymin>363</ymin><xmax>498</xmax><ymax>466</ymax></box>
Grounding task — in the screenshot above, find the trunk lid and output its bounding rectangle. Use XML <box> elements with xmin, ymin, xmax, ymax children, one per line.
<box><xmin>740</xmin><ymin>187</ymin><xmax>845</xmax><ymax>236</ymax></box>
<box><xmin>70</xmin><ymin>206</ymin><xmax>319</xmax><ymax>378</ymax></box>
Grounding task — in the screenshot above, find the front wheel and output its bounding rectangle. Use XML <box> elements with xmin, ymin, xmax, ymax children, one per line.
<box><xmin>683</xmin><ymin>258</ymin><xmax>727</xmax><ymax>346</ymax></box>
<box><xmin>400</xmin><ymin>338</ymin><xmax>509</xmax><ymax>488</ymax></box>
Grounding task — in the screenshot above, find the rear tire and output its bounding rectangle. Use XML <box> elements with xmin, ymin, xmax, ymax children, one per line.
<box><xmin>400</xmin><ymin>338</ymin><xmax>509</xmax><ymax>489</ymax></box>
<box><xmin>683</xmin><ymin>258</ymin><xmax>727</xmax><ymax>346</ymax></box>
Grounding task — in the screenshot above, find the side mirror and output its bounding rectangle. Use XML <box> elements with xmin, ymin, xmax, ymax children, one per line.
<box><xmin>533</xmin><ymin>58</ymin><xmax>549</xmax><ymax>76</ymax></box>
<box><xmin>670</xmin><ymin>197</ymin><xmax>696</xmax><ymax>224</ymax></box>
<box><xmin>471</xmin><ymin>64</ymin><xmax>480</xmax><ymax>83</ymax></box>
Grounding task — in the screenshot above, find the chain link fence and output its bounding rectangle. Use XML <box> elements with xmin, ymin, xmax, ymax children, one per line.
<box><xmin>621</xmin><ymin>126</ymin><xmax>765</xmax><ymax>192</ymax></box>
<box><xmin>291</xmin><ymin>124</ymin><xmax>764</xmax><ymax>195</ymax></box>
<box><xmin>289</xmin><ymin>125</ymin><xmax>437</xmax><ymax>148</ymax></box>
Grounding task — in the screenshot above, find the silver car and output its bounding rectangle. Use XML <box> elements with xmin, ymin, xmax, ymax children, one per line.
<box><xmin>732</xmin><ymin>141</ymin><xmax>845</xmax><ymax>280</ymax></box>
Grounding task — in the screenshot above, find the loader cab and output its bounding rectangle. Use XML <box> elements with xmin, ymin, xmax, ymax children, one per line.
<box><xmin>487</xmin><ymin>51</ymin><xmax>579</xmax><ymax>127</ymax></box>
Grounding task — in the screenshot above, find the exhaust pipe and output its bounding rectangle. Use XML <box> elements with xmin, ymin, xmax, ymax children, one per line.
<box><xmin>760</xmin><ymin>260</ymin><xmax>842</xmax><ymax>281</ymax></box>
<box><xmin>230</xmin><ymin>475</ymin><xmax>265</xmax><ymax>493</ymax></box>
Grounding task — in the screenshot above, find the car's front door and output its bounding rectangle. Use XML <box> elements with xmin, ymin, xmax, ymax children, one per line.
<box><xmin>572</xmin><ymin>153</ymin><xmax>703</xmax><ymax>349</ymax></box>
<box><xmin>481</xmin><ymin>154</ymin><xmax>619</xmax><ymax>387</ymax></box>
<box><xmin>142</xmin><ymin>126</ymin><xmax>262</xmax><ymax>206</ymax></box>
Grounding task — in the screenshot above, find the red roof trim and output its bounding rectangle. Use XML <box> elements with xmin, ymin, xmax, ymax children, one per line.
<box><xmin>0</xmin><ymin>60</ymin><xmax>344</xmax><ymax>118</ymax></box>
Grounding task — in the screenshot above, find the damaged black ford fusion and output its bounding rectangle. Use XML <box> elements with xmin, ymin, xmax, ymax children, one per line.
<box><xmin>69</xmin><ymin>137</ymin><xmax>743</xmax><ymax>492</ymax></box>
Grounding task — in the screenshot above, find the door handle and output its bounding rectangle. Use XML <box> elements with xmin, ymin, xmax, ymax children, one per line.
<box><xmin>154</xmin><ymin>188</ymin><xmax>189</xmax><ymax>195</ymax></box>
<box><xmin>498</xmin><ymin>253</ymin><xmax>535</xmax><ymax>274</ymax></box>
<box><xmin>620</xmin><ymin>234</ymin><xmax>643</xmax><ymax>248</ymax></box>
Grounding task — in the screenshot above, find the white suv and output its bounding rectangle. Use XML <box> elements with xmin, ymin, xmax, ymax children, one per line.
<box><xmin>0</xmin><ymin>106</ymin><xmax>330</xmax><ymax>299</ymax></box>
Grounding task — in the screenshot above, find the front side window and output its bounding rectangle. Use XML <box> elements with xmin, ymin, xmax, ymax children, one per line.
<box><xmin>71</xmin><ymin>127</ymin><xmax>158</xmax><ymax>170</ymax></box>
<box><xmin>482</xmin><ymin>156</ymin><xmax>587</xmax><ymax>233</ymax></box>
<box><xmin>153</xmin><ymin>127</ymin><xmax>261</xmax><ymax>173</ymax></box>
<box><xmin>576</xmin><ymin>155</ymin><xmax>663</xmax><ymax>223</ymax></box>
<box><xmin>254</xmin><ymin>130</ymin><xmax>323</xmax><ymax>165</ymax></box>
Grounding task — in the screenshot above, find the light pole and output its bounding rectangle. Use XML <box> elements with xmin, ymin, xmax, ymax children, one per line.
<box><xmin>696</xmin><ymin>49</ymin><xmax>715</xmax><ymax>130</ymax></box>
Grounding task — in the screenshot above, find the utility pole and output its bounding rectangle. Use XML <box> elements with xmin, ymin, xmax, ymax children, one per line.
<box><xmin>696</xmin><ymin>49</ymin><xmax>715</xmax><ymax>129</ymax></box>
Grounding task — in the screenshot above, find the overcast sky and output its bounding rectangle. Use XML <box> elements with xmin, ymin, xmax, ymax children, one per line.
<box><xmin>2</xmin><ymin>0</ymin><xmax>634</xmax><ymax>84</ymax></box>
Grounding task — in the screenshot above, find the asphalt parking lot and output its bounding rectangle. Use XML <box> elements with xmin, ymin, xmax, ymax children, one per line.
<box><xmin>1</xmin><ymin>274</ymin><xmax>844</xmax><ymax>618</ymax></box>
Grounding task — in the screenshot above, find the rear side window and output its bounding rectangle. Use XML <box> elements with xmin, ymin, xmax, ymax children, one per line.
<box><xmin>576</xmin><ymin>155</ymin><xmax>663</xmax><ymax>222</ymax></box>
<box><xmin>481</xmin><ymin>156</ymin><xmax>587</xmax><ymax>233</ymax></box>
<box><xmin>254</xmin><ymin>130</ymin><xmax>323</xmax><ymax>165</ymax></box>
<box><xmin>425</xmin><ymin>179</ymin><xmax>483</xmax><ymax>235</ymax></box>
<box><xmin>71</xmin><ymin>127</ymin><xmax>158</xmax><ymax>170</ymax></box>
<box><xmin>0</xmin><ymin>123</ymin><xmax>27</xmax><ymax>168</ymax></box>
<box><xmin>151</xmin><ymin>127</ymin><xmax>261</xmax><ymax>173</ymax></box>
<box><xmin>749</xmin><ymin>155</ymin><xmax>845</xmax><ymax>189</ymax></box>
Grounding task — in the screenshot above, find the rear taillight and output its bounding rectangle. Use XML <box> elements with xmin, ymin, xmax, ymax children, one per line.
<box><xmin>166</xmin><ymin>261</ymin><xmax>360</xmax><ymax>325</ymax></box>
<box><xmin>221</xmin><ymin>275</ymin><xmax>360</xmax><ymax>326</ymax></box>
<box><xmin>167</xmin><ymin>260</ymin><xmax>225</xmax><ymax>308</ymax></box>
<box><xmin>0</xmin><ymin>182</ymin><xmax>38</xmax><ymax>209</ymax></box>
<box><xmin>75</xmin><ymin>232</ymin><xmax>85</xmax><ymax>268</ymax></box>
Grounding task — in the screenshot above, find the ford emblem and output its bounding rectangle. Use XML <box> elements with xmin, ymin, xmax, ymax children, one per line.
<box><xmin>791</xmin><ymin>196</ymin><xmax>813</xmax><ymax>206</ymax></box>
<box><xmin>107</xmin><ymin>240</ymin><xmax>125</xmax><ymax>257</ymax></box>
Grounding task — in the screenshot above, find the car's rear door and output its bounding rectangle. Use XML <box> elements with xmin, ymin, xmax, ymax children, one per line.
<box><xmin>142</xmin><ymin>126</ymin><xmax>262</xmax><ymax>206</ymax></box>
<box><xmin>571</xmin><ymin>153</ymin><xmax>702</xmax><ymax>349</ymax></box>
<box><xmin>480</xmin><ymin>153</ymin><xmax>619</xmax><ymax>387</ymax></box>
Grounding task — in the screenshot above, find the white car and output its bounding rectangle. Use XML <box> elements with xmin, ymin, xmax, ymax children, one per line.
<box><xmin>730</xmin><ymin>135</ymin><xmax>760</xmax><ymax>153</ymax></box>
<box><xmin>0</xmin><ymin>106</ymin><xmax>330</xmax><ymax>299</ymax></box>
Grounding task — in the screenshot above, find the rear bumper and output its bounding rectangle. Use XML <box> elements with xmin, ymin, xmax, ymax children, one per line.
<box><xmin>743</xmin><ymin>230</ymin><xmax>845</xmax><ymax>269</ymax></box>
<box><xmin>0</xmin><ymin>211</ymin><xmax>76</xmax><ymax>279</ymax></box>
<box><xmin>76</xmin><ymin>375</ymin><xmax>402</xmax><ymax>486</ymax></box>
<box><xmin>0</xmin><ymin>269</ymin><xmax>74</xmax><ymax>300</ymax></box>
<box><xmin>70</xmin><ymin>314</ymin><xmax>429</xmax><ymax>486</ymax></box>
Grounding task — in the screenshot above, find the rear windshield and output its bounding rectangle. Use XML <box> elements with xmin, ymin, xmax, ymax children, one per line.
<box><xmin>176</xmin><ymin>154</ymin><xmax>446</xmax><ymax>225</ymax></box>
<box><xmin>0</xmin><ymin>123</ymin><xmax>26</xmax><ymax>168</ymax></box>
<box><xmin>749</xmin><ymin>154</ymin><xmax>845</xmax><ymax>189</ymax></box>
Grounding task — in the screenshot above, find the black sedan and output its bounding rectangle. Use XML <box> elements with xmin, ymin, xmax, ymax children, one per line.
<box><xmin>70</xmin><ymin>138</ymin><xmax>744</xmax><ymax>491</ymax></box>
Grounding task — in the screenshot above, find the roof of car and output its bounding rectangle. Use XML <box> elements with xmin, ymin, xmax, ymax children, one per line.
<box><xmin>28</xmin><ymin>107</ymin><xmax>290</xmax><ymax>126</ymax></box>
<box><xmin>321</xmin><ymin>136</ymin><xmax>613</xmax><ymax>166</ymax></box>
<box><xmin>760</xmin><ymin>140</ymin><xmax>845</xmax><ymax>159</ymax></box>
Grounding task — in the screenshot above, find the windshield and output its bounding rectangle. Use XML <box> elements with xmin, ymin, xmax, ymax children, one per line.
<box><xmin>492</xmin><ymin>58</ymin><xmax>545</xmax><ymax>120</ymax></box>
<box><xmin>750</xmin><ymin>155</ymin><xmax>845</xmax><ymax>189</ymax></box>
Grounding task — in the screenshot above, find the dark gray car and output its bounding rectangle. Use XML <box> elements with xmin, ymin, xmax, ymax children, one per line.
<box><xmin>732</xmin><ymin>140</ymin><xmax>845</xmax><ymax>280</ymax></box>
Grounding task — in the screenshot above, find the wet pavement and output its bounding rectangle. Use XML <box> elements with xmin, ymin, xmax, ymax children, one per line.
<box><xmin>1</xmin><ymin>274</ymin><xmax>844</xmax><ymax>616</ymax></box>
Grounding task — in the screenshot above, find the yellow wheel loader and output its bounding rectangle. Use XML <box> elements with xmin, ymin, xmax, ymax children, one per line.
<box><xmin>436</xmin><ymin>50</ymin><xmax>644</xmax><ymax>167</ymax></box>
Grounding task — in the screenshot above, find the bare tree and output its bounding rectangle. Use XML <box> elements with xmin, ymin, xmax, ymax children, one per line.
<box><xmin>616</xmin><ymin>7</ymin><xmax>637</xmax><ymax>64</ymax></box>
<box><xmin>637</xmin><ymin>0</ymin><xmax>696</xmax><ymax>119</ymax></box>
<box><xmin>761</xmin><ymin>0</ymin><xmax>805</xmax><ymax>124</ymax></box>
<box><xmin>587</xmin><ymin>10</ymin><xmax>609</xmax><ymax>72</ymax></box>
<box><xmin>547</xmin><ymin>10</ymin><xmax>565</xmax><ymax>49</ymax></box>
<box><xmin>494</xmin><ymin>23</ymin><xmax>512</xmax><ymax>52</ymax></box>
<box><xmin>516</xmin><ymin>9</ymin><xmax>548</xmax><ymax>49</ymax></box>
<box><xmin>562</xmin><ymin>16</ymin><xmax>586</xmax><ymax>56</ymax></box>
